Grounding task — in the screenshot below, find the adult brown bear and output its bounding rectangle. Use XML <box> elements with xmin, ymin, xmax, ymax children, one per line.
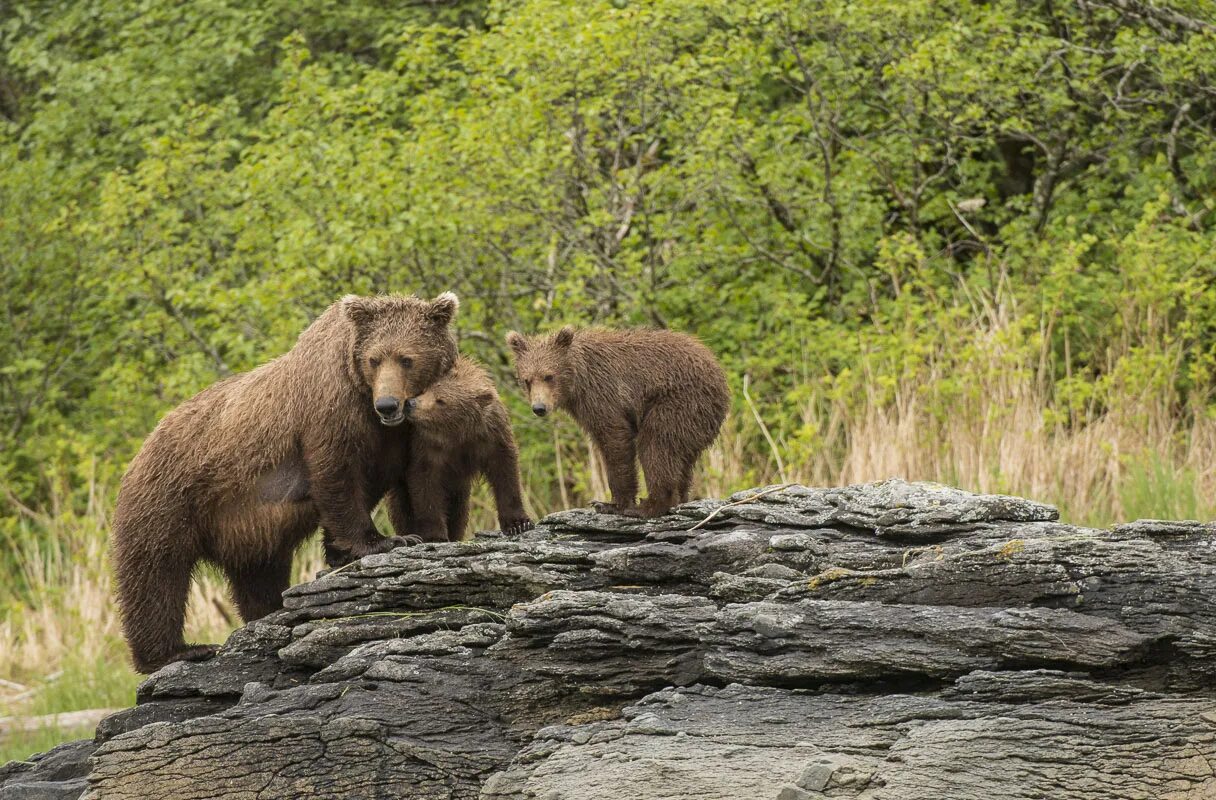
<box><xmin>111</xmin><ymin>292</ymin><xmax>459</xmax><ymax>673</ymax></box>
<box><xmin>506</xmin><ymin>326</ymin><xmax>728</xmax><ymax>518</ymax></box>
<box><xmin>391</xmin><ymin>356</ymin><xmax>532</xmax><ymax>541</ymax></box>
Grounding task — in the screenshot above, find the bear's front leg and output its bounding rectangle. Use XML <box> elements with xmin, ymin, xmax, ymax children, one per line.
<box><xmin>308</xmin><ymin>458</ymin><xmax>410</xmax><ymax>565</ymax></box>
<box><xmin>590</xmin><ymin>423</ymin><xmax>640</xmax><ymax>514</ymax></box>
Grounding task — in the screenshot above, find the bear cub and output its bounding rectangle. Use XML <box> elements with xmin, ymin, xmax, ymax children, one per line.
<box><xmin>506</xmin><ymin>326</ymin><xmax>728</xmax><ymax>517</ymax></box>
<box><xmin>111</xmin><ymin>292</ymin><xmax>461</xmax><ymax>673</ymax></box>
<box><xmin>395</xmin><ymin>356</ymin><xmax>533</xmax><ymax>540</ymax></box>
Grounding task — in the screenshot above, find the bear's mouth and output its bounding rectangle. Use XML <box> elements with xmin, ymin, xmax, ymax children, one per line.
<box><xmin>377</xmin><ymin>410</ymin><xmax>406</xmax><ymax>427</ymax></box>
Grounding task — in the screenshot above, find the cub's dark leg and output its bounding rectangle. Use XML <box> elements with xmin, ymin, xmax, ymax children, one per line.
<box><xmin>406</xmin><ymin>462</ymin><xmax>451</xmax><ymax>542</ymax></box>
<box><xmin>484</xmin><ymin>441</ymin><xmax>533</xmax><ymax>535</ymax></box>
<box><xmin>445</xmin><ymin>477</ymin><xmax>473</xmax><ymax>540</ymax></box>
<box><xmin>384</xmin><ymin>486</ymin><xmax>415</xmax><ymax>542</ymax></box>
<box><xmin>676</xmin><ymin>459</ymin><xmax>696</xmax><ymax>504</ymax></box>
<box><xmin>633</xmin><ymin>404</ymin><xmax>693</xmax><ymax>517</ymax></box>
<box><xmin>588</xmin><ymin>419</ymin><xmax>639</xmax><ymax>514</ymax></box>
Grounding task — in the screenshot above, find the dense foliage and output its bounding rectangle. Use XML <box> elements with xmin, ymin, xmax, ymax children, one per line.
<box><xmin>2</xmin><ymin>0</ymin><xmax>1215</xmax><ymax>510</ymax></box>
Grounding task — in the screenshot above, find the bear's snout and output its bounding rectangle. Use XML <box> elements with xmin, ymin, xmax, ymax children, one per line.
<box><xmin>375</xmin><ymin>396</ymin><xmax>406</xmax><ymax>425</ymax></box>
<box><xmin>375</xmin><ymin>396</ymin><xmax>401</xmax><ymax>416</ymax></box>
<box><xmin>532</xmin><ymin>403</ymin><xmax>549</xmax><ymax>417</ymax></box>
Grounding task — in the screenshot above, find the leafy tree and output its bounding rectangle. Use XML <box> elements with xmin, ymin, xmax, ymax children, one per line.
<box><xmin>1</xmin><ymin>0</ymin><xmax>1214</xmax><ymax>511</ymax></box>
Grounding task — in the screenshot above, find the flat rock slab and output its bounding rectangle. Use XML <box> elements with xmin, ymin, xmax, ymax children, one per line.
<box><xmin>485</xmin><ymin>677</ymin><xmax>1216</xmax><ymax>800</ymax></box>
<box><xmin>3</xmin><ymin>480</ymin><xmax>1215</xmax><ymax>799</ymax></box>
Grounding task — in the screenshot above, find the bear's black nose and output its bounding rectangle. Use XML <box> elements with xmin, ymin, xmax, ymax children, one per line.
<box><xmin>405</xmin><ymin>397</ymin><xmax>418</xmax><ymax>414</ymax></box>
<box><xmin>532</xmin><ymin>404</ymin><xmax>548</xmax><ymax>417</ymax></box>
<box><xmin>375</xmin><ymin>397</ymin><xmax>401</xmax><ymax>416</ymax></box>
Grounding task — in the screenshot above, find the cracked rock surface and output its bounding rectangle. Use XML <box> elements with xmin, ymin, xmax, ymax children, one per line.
<box><xmin>3</xmin><ymin>480</ymin><xmax>1216</xmax><ymax>799</ymax></box>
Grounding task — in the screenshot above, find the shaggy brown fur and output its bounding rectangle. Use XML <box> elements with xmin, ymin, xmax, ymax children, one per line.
<box><xmin>111</xmin><ymin>292</ymin><xmax>460</xmax><ymax>673</ymax></box>
<box><xmin>388</xmin><ymin>357</ymin><xmax>533</xmax><ymax>541</ymax></box>
<box><xmin>506</xmin><ymin>326</ymin><xmax>729</xmax><ymax>517</ymax></box>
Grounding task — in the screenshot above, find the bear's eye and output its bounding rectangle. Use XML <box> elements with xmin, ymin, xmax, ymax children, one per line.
<box><xmin>398</xmin><ymin>356</ymin><xmax>413</xmax><ymax>368</ymax></box>
<box><xmin>524</xmin><ymin>379</ymin><xmax>532</xmax><ymax>390</ymax></box>
<box><xmin>543</xmin><ymin>374</ymin><xmax>554</xmax><ymax>383</ymax></box>
<box><xmin>368</xmin><ymin>356</ymin><xmax>382</xmax><ymax>368</ymax></box>
<box><xmin>436</xmin><ymin>398</ymin><xmax>445</xmax><ymax>406</ymax></box>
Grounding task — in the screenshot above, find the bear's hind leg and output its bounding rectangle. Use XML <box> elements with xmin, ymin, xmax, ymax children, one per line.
<box><xmin>225</xmin><ymin>550</ymin><xmax>294</xmax><ymax>623</ymax></box>
<box><xmin>114</xmin><ymin>539</ymin><xmax>212</xmax><ymax>673</ymax></box>
<box><xmin>634</xmin><ymin>407</ymin><xmax>698</xmax><ymax>517</ymax></box>
<box><xmin>676</xmin><ymin>459</ymin><xmax>696</xmax><ymax>505</ymax></box>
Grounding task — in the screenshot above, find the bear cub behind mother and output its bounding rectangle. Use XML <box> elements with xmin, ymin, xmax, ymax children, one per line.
<box><xmin>111</xmin><ymin>292</ymin><xmax>460</xmax><ymax>673</ymax></box>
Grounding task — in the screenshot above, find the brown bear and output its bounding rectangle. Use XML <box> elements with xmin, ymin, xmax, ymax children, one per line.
<box><xmin>505</xmin><ymin>326</ymin><xmax>729</xmax><ymax>517</ymax></box>
<box><xmin>110</xmin><ymin>292</ymin><xmax>460</xmax><ymax>673</ymax></box>
<box><xmin>387</xmin><ymin>356</ymin><xmax>533</xmax><ymax>541</ymax></box>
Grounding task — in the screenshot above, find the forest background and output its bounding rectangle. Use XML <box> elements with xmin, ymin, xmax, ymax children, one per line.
<box><xmin>2</xmin><ymin>0</ymin><xmax>1214</xmax><ymax>760</ymax></box>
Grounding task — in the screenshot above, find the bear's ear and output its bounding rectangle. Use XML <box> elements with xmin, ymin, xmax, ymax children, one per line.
<box><xmin>342</xmin><ymin>295</ymin><xmax>377</xmax><ymax>329</ymax></box>
<box><xmin>475</xmin><ymin>390</ymin><xmax>496</xmax><ymax>408</ymax></box>
<box><xmin>506</xmin><ymin>331</ymin><xmax>528</xmax><ymax>355</ymax></box>
<box><xmin>554</xmin><ymin>326</ymin><xmax>575</xmax><ymax>348</ymax></box>
<box><xmin>428</xmin><ymin>292</ymin><xmax>460</xmax><ymax>327</ymax></box>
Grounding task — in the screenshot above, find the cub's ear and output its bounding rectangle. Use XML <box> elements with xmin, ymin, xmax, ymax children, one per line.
<box><xmin>475</xmin><ymin>390</ymin><xmax>496</xmax><ymax>408</ymax></box>
<box><xmin>506</xmin><ymin>331</ymin><xmax>528</xmax><ymax>355</ymax></box>
<box><xmin>554</xmin><ymin>326</ymin><xmax>575</xmax><ymax>348</ymax></box>
<box><xmin>428</xmin><ymin>292</ymin><xmax>460</xmax><ymax>326</ymax></box>
<box><xmin>341</xmin><ymin>295</ymin><xmax>376</xmax><ymax>328</ymax></box>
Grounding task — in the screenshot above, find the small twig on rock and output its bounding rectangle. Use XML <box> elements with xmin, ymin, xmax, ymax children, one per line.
<box><xmin>689</xmin><ymin>484</ymin><xmax>794</xmax><ymax>531</ymax></box>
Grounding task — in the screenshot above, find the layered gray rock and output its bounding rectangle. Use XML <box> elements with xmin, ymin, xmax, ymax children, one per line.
<box><xmin>4</xmin><ymin>480</ymin><xmax>1216</xmax><ymax>799</ymax></box>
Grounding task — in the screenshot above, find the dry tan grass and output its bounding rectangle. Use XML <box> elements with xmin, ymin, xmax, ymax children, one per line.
<box><xmin>0</xmin><ymin>472</ymin><xmax>239</xmax><ymax>713</ymax></box>
<box><xmin>0</xmin><ymin>529</ymin><xmax>236</xmax><ymax>693</ymax></box>
<box><xmin>706</xmin><ymin>322</ymin><xmax>1216</xmax><ymax>526</ymax></box>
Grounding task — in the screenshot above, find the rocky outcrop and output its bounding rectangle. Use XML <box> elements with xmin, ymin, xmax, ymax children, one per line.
<box><xmin>4</xmin><ymin>480</ymin><xmax>1216</xmax><ymax>798</ymax></box>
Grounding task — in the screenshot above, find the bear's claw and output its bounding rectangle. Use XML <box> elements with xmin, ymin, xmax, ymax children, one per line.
<box><xmin>501</xmin><ymin>519</ymin><xmax>535</xmax><ymax>536</ymax></box>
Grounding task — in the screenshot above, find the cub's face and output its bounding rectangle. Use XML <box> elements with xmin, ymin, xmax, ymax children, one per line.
<box><xmin>344</xmin><ymin>292</ymin><xmax>460</xmax><ymax>427</ymax></box>
<box><xmin>505</xmin><ymin>326</ymin><xmax>573</xmax><ymax>417</ymax></box>
<box><xmin>405</xmin><ymin>373</ymin><xmax>495</xmax><ymax>434</ymax></box>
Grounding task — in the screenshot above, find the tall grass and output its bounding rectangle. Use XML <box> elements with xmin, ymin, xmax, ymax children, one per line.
<box><xmin>748</xmin><ymin>311</ymin><xmax>1216</xmax><ymax>526</ymax></box>
<box><xmin>756</xmin><ymin>380</ymin><xmax>1216</xmax><ymax>527</ymax></box>
<box><xmin>0</xmin><ymin>468</ymin><xmax>284</xmax><ymax>762</ymax></box>
<box><xmin>4</xmin><ymin>330</ymin><xmax>1216</xmax><ymax>761</ymax></box>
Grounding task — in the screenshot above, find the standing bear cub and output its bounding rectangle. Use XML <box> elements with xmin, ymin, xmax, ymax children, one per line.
<box><xmin>392</xmin><ymin>356</ymin><xmax>533</xmax><ymax>541</ymax></box>
<box><xmin>111</xmin><ymin>292</ymin><xmax>460</xmax><ymax>673</ymax></box>
<box><xmin>506</xmin><ymin>326</ymin><xmax>728</xmax><ymax>517</ymax></box>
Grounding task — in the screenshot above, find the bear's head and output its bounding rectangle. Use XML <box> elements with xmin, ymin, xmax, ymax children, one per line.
<box><xmin>343</xmin><ymin>292</ymin><xmax>460</xmax><ymax>427</ymax></box>
<box><xmin>404</xmin><ymin>359</ymin><xmax>497</xmax><ymax>439</ymax></box>
<box><xmin>505</xmin><ymin>326</ymin><xmax>574</xmax><ymax>417</ymax></box>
